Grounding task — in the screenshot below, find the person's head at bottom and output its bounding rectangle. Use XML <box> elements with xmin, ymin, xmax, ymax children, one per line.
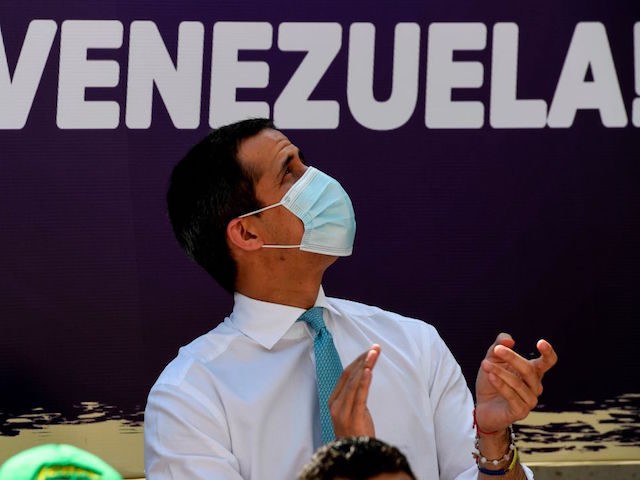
<box><xmin>0</xmin><ymin>443</ymin><xmax>122</xmax><ymax>480</ymax></box>
<box><xmin>298</xmin><ymin>436</ymin><xmax>416</xmax><ymax>480</ymax></box>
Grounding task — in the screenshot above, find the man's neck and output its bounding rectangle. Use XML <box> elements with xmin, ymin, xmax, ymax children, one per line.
<box><xmin>238</xmin><ymin>284</ymin><xmax>320</xmax><ymax>309</ymax></box>
<box><xmin>236</xmin><ymin>269</ymin><xmax>324</xmax><ymax>309</ymax></box>
<box><xmin>234</xmin><ymin>250</ymin><xmax>336</xmax><ymax>308</ymax></box>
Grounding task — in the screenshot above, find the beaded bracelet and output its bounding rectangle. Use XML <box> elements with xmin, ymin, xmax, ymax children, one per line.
<box><xmin>471</xmin><ymin>411</ymin><xmax>518</xmax><ymax>476</ymax></box>
<box><xmin>477</xmin><ymin>447</ymin><xmax>519</xmax><ymax>476</ymax></box>
<box><xmin>472</xmin><ymin>424</ymin><xmax>516</xmax><ymax>466</ymax></box>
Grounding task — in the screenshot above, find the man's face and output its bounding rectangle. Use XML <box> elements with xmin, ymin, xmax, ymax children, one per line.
<box><xmin>236</xmin><ymin>128</ymin><xmax>308</xmax><ymax>249</ymax></box>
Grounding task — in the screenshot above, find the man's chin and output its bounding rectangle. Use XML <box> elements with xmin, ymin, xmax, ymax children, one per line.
<box><xmin>303</xmin><ymin>250</ymin><xmax>341</xmax><ymax>270</ymax></box>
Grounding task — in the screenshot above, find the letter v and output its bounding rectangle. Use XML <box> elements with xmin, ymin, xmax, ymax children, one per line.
<box><xmin>0</xmin><ymin>20</ymin><xmax>57</xmax><ymax>129</ymax></box>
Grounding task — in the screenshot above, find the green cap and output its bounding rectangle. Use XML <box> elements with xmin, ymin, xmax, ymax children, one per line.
<box><xmin>0</xmin><ymin>444</ymin><xmax>122</xmax><ymax>480</ymax></box>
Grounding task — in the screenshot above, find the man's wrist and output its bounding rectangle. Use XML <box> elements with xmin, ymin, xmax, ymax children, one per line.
<box><xmin>476</xmin><ymin>428</ymin><xmax>511</xmax><ymax>460</ymax></box>
<box><xmin>471</xmin><ymin>408</ymin><xmax>521</xmax><ymax>476</ymax></box>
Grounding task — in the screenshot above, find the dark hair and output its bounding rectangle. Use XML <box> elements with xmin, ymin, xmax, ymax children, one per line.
<box><xmin>298</xmin><ymin>436</ymin><xmax>417</xmax><ymax>480</ymax></box>
<box><xmin>167</xmin><ymin>118</ymin><xmax>274</xmax><ymax>293</ymax></box>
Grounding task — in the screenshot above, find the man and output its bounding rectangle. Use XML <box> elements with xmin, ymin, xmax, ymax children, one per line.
<box><xmin>297</xmin><ymin>436</ymin><xmax>416</xmax><ymax>480</ymax></box>
<box><xmin>144</xmin><ymin>118</ymin><xmax>557</xmax><ymax>479</ymax></box>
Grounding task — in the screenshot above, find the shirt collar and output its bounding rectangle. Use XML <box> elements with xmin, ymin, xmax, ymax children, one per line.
<box><xmin>229</xmin><ymin>286</ymin><xmax>337</xmax><ymax>350</ymax></box>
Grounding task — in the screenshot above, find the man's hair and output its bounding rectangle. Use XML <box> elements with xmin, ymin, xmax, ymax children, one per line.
<box><xmin>297</xmin><ymin>436</ymin><xmax>417</xmax><ymax>480</ymax></box>
<box><xmin>167</xmin><ymin>118</ymin><xmax>274</xmax><ymax>293</ymax></box>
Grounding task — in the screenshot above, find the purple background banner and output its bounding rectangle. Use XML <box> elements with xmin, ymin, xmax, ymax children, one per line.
<box><xmin>1</xmin><ymin>0</ymin><xmax>639</xmax><ymax>466</ymax></box>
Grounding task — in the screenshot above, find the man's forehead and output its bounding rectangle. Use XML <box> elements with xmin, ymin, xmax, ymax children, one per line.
<box><xmin>236</xmin><ymin>128</ymin><xmax>293</xmax><ymax>182</ymax></box>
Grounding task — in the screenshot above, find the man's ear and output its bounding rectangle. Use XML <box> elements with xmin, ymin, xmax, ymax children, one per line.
<box><xmin>227</xmin><ymin>217</ymin><xmax>263</xmax><ymax>251</ymax></box>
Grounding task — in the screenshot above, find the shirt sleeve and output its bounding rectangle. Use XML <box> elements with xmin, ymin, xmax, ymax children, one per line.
<box><xmin>144</xmin><ymin>381</ymin><xmax>244</xmax><ymax>479</ymax></box>
<box><xmin>421</xmin><ymin>326</ymin><xmax>535</xmax><ymax>480</ymax></box>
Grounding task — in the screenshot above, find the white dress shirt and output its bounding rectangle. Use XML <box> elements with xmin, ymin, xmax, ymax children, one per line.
<box><xmin>144</xmin><ymin>288</ymin><xmax>533</xmax><ymax>479</ymax></box>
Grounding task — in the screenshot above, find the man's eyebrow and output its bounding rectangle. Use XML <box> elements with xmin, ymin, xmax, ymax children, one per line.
<box><xmin>278</xmin><ymin>154</ymin><xmax>294</xmax><ymax>178</ymax></box>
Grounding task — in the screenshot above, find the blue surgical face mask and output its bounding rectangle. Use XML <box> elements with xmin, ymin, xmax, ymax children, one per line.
<box><xmin>238</xmin><ymin>167</ymin><xmax>356</xmax><ymax>256</ymax></box>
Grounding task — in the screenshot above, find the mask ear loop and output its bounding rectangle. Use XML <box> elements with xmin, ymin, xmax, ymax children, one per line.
<box><xmin>238</xmin><ymin>167</ymin><xmax>318</xmax><ymax>219</ymax></box>
<box><xmin>237</xmin><ymin>202</ymin><xmax>283</xmax><ymax>218</ymax></box>
<box><xmin>236</xmin><ymin>202</ymin><xmax>302</xmax><ymax>249</ymax></box>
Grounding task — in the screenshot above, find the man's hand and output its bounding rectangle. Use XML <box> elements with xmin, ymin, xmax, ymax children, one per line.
<box><xmin>328</xmin><ymin>344</ymin><xmax>381</xmax><ymax>438</ymax></box>
<box><xmin>475</xmin><ymin>333</ymin><xmax>558</xmax><ymax>434</ymax></box>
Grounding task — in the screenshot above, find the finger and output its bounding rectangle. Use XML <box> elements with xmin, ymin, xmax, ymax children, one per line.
<box><xmin>330</xmin><ymin>344</ymin><xmax>380</xmax><ymax>403</ymax></box>
<box><xmin>337</xmin><ymin>355</ymin><xmax>368</xmax><ymax>414</ymax></box>
<box><xmin>329</xmin><ymin>350</ymin><xmax>368</xmax><ymax>404</ymax></box>
<box><xmin>345</xmin><ymin>350</ymin><xmax>369</xmax><ymax>374</ymax></box>
<box><xmin>493</xmin><ymin>338</ymin><xmax>558</xmax><ymax>389</ymax></box>
<box><xmin>484</xmin><ymin>332</ymin><xmax>515</xmax><ymax>359</ymax></box>
<box><xmin>364</xmin><ymin>345</ymin><xmax>381</xmax><ymax>370</ymax></box>
<box><xmin>532</xmin><ymin>339</ymin><xmax>558</xmax><ymax>374</ymax></box>
<box><xmin>348</xmin><ymin>347</ymin><xmax>380</xmax><ymax>417</ymax></box>
<box><xmin>351</xmin><ymin>366</ymin><xmax>373</xmax><ymax>419</ymax></box>
<box><xmin>493</xmin><ymin>345</ymin><xmax>529</xmax><ymax>372</ymax></box>
<box><xmin>492</xmin><ymin>345</ymin><xmax>543</xmax><ymax>395</ymax></box>
<box><xmin>328</xmin><ymin>372</ymin><xmax>346</xmax><ymax>406</ymax></box>
<box><xmin>336</xmin><ymin>345</ymin><xmax>379</xmax><ymax>408</ymax></box>
<box><xmin>483</xmin><ymin>360</ymin><xmax>539</xmax><ymax>410</ymax></box>
<box><xmin>485</xmin><ymin>371</ymin><xmax>529</xmax><ymax>422</ymax></box>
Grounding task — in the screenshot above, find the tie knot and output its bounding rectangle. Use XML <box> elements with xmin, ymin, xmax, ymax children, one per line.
<box><xmin>297</xmin><ymin>306</ymin><xmax>326</xmax><ymax>333</ymax></box>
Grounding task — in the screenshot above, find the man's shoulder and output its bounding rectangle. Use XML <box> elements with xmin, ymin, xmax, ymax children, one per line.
<box><xmin>326</xmin><ymin>296</ymin><xmax>438</xmax><ymax>334</ymax></box>
<box><xmin>326</xmin><ymin>296</ymin><xmax>452</xmax><ymax>366</ymax></box>
<box><xmin>149</xmin><ymin>320</ymin><xmax>238</xmax><ymax>389</ymax></box>
<box><xmin>185</xmin><ymin>319</ymin><xmax>240</xmax><ymax>356</ymax></box>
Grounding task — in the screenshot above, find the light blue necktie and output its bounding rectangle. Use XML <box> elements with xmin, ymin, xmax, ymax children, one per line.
<box><xmin>298</xmin><ymin>306</ymin><xmax>344</xmax><ymax>445</ymax></box>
